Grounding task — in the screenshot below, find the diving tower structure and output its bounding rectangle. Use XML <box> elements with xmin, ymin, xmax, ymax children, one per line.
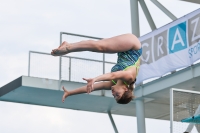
<box><xmin>1</xmin><ymin>1</ymin><xmax>200</xmax><ymax>133</ymax></box>
<box><xmin>1</xmin><ymin>37</ymin><xmax>200</xmax><ymax>133</ymax></box>
<box><xmin>1</xmin><ymin>32</ymin><xmax>200</xmax><ymax>133</ymax></box>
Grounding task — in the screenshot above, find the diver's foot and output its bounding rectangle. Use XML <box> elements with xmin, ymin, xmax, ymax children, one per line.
<box><xmin>62</xmin><ymin>86</ymin><xmax>69</xmax><ymax>103</ymax></box>
<box><xmin>58</xmin><ymin>41</ymin><xmax>66</xmax><ymax>48</ymax></box>
<box><xmin>51</xmin><ymin>41</ymin><xmax>70</xmax><ymax>56</ymax></box>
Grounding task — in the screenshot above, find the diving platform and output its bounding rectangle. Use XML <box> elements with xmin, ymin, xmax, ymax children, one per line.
<box><xmin>1</xmin><ymin>61</ymin><xmax>200</xmax><ymax>119</ymax></box>
<box><xmin>0</xmin><ymin>76</ymin><xmax>135</xmax><ymax>115</ymax></box>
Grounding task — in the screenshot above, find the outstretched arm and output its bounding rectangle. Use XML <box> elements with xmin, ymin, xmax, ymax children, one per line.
<box><xmin>94</xmin><ymin>71</ymin><xmax>133</xmax><ymax>82</ymax></box>
<box><xmin>62</xmin><ymin>81</ymin><xmax>113</xmax><ymax>102</ymax></box>
<box><xmin>83</xmin><ymin>71</ymin><xmax>134</xmax><ymax>93</ymax></box>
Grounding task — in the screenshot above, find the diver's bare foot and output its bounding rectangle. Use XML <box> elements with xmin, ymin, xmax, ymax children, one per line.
<box><xmin>51</xmin><ymin>41</ymin><xmax>70</xmax><ymax>56</ymax></box>
<box><xmin>58</xmin><ymin>41</ymin><xmax>66</xmax><ymax>48</ymax></box>
<box><xmin>62</xmin><ymin>86</ymin><xmax>70</xmax><ymax>103</ymax></box>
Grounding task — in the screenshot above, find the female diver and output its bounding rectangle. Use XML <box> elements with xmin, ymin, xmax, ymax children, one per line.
<box><xmin>51</xmin><ymin>33</ymin><xmax>142</xmax><ymax>104</ymax></box>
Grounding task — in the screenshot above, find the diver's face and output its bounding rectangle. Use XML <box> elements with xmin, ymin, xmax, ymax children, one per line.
<box><xmin>111</xmin><ymin>84</ymin><xmax>128</xmax><ymax>101</ymax></box>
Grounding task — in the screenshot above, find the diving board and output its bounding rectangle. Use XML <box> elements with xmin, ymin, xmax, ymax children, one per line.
<box><xmin>0</xmin><ymin>61</ymin><xmax>200</xmax><ymax>119</ymax></box>
<box><xmin>0</xmin><ymin>76</ymin><xmax>137</xmax><ymax>115</ymax></box>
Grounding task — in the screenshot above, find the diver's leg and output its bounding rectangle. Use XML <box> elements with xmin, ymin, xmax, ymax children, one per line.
<box><xmin>62</xmin><ymin>81</ymin><xmax>113</xmax><ymax>102</ymax></box>
<box><xmin>51</xmin><ymin>33</ymin><xmax>141</xmax><ymax>56</ymax></box>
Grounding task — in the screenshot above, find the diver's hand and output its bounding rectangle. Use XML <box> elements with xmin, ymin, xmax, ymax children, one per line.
<box><xmin>83</xmin><ymin>78</ymin><xmax>95</xmax><ymax>94</ymax></box>
<box><xmin>62</xmin><ymin>86</ymin><xmax>70</xmax><ymax>103</ymax></box>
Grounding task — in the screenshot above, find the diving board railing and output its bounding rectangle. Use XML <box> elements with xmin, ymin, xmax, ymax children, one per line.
<box><xmin>28</xmin><ymin>51</ymin><xmax>116</xmax><ymax>82</ymax></box>
<box><xmin>59</xmin><ymin>32</ymin><xmax>104</xmax><ymax>81</ymax></box>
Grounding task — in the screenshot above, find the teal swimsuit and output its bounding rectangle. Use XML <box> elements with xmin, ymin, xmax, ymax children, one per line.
<box><xmin>111</xmin><ymin>48</ymin><xmax>142</xmax><ymax>72</ymax></box>
<box><xmin>111</xmin><ymin>48</ymin><xmax>142</xmax><ymax>85</ymax></box>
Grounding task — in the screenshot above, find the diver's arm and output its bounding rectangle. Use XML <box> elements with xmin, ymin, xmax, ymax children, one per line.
<box><xmin>93</xmin><ymin>71</ymin><xmax>133</xmax><ymax>83</ymax></box>
<box><xmin>83</xmin><ymin>71</ymin><xmax>134</xmax><ymax>93</ymax></box>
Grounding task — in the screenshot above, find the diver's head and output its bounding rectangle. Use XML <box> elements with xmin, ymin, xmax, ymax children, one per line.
<box><xmin>111</xmin><ymin>80</ymin><xmax>134</xmax><ymax>104</ymax></box>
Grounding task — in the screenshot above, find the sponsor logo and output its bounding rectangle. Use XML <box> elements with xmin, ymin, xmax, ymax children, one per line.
<box><xmin>188</xmin><ymin>13</ymin><xmax>200</xmax><ymax>58</ymax></box>
<box><xmin>140</xmin><ymin>12</ymin><xmax>200</xmax><ymax>64</ymax></box>
<box><xmin>168</xmin><ymin>22</ymin><xmax>187</xmax><ymax>54</ymax></box>
<box><xmin>188</xmin><ymin>42</ymin><xmax>200</xmax><ymax>58</ymax></box>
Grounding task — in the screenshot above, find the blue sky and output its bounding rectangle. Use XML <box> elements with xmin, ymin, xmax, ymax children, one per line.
<box><xmin>0</xmin><ymin>0</ymin><xmax>200</xmax><ymax>132</ymax></box>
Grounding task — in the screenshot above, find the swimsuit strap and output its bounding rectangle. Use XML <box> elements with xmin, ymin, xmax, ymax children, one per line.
<box><xmin>112</xmin><ymin>79</ymin><xmax>136</xmax><ymax>86</ymax></box>
<box><xmin>133</xmin><ymin>59</ymin><xmax>140</xmax><ymax>76</ymax></box>
<box><xmin>112</xmin><ymin>80</ymin><xmax>117</xmax><ymax>85</ymax></box>
<box><xmin>124</xmin><ymin>58</ymin><xmax>140</xmax><ymax>76</ymax></box>
<box><xmin>112</xmin><ymin>80</ymin><xmax>128</xmax><ymax>86</ymax></box>
<box><xmin>123</xmin><ymin>78</ymin><xmax>136</xmax><ymax>86</ymax></box>
<box><xmin>123</xmin><ymin>81</ymin><xmax>128</xmax><ymax>86</ymax></box>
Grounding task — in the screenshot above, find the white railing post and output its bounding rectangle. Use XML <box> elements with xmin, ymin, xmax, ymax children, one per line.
<box><xmin>69</xmin><ymin>57</ymin><xmax>71</xmax><ymax>81</ymax></box>
<box><xmin>28</xmin><ymin>51</ymin><xmax>31</xmax><ymax>76</ymax></box>
<box><xmin>59</xmin><ymin>32</ymin><xmax>62</xmax><ymax>80</ymax></box>
<box><xmin>102</xmin><ymin>53</ymin><xmax>105</xmax><ymax>96</ymax></box>
<box><xmin>170</xmin><ymin>88</ymin><xmax>174</xmax><ymax>133</ymax></box>
<box><xmin>58</xmin><ymin>32</ymin><xmax>63</xmax><ymax>90</ymax></box>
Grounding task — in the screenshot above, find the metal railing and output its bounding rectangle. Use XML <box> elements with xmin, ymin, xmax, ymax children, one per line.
<box><xmin>28</xmin><ymin>32</ymin><xmax>115</xmax><ymax>81</ymax></box>
<box><xmin>59</xmin><ymin>32</ymin><xmax>105</xmax><ymax>80</ymax></box>
<box><xmin>28</xmin><ymin>51</ymin><xmax>116</xmax><ymax>82</ymax></box>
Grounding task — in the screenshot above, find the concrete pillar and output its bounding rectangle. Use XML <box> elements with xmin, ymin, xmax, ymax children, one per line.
<box><xmin>130</xmin><ymin>0</ymin><xmax>140</xmax><ymax>37</ymax></box>
<box><xmin>136</xmin><ymin>99</ymin><xmax>146</xmax><ymax>133</ymax></box>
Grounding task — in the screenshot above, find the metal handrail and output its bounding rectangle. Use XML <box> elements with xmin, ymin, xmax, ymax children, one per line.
<box><xmin>29</xmin><ymin>51</ymin><xmax>116</xmax><ymax>64</ymax></box>
<box><xmin>60</xmin><ymin>32</ymin><xmax>103</xmax><ymax>40</ymax></box>
<box><xmin>28</xmin><ymin>51</ymin><xmax>116</xmax><ymax>81</ymax></box>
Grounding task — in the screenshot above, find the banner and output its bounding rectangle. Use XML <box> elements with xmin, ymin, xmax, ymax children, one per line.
<box><xmin>136</xmin><ymin>8</ymin><xmax>200</xmax><ymax>85</ymax></box>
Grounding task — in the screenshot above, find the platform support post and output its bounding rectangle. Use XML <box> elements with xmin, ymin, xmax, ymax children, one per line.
<box><xmin>130</xmin><ymin>0</ymin><xmax>140</xmax><ymax>37</ymax></box>
<box><xmin>136</xmin><ymin>99</ymin><xmax>146</xmax><ymax>133</ymax></box>
<box><xmin>150</xmin><ymin>0</ymin><xmax>177</xmax><ymax>20</ymax></box>
<box><xmin>108</xmin><ymin>111</ymin><xmax>119</xmax><ymax>133</ymax></box>
<box><xmin>139</xmin><ymin>0</ymin><xmax>157</xmax><ymax>30</ymax></box>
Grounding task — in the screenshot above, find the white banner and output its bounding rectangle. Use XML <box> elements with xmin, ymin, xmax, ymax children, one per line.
<box><xmin>136</xmin><ymin>8</ymin><xmax>200</xmax><ymax>85</ymax></box>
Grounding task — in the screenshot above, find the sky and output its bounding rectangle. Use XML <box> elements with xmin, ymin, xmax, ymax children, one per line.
<box><xmin>0</xmin><ymin>0</ymin><xmax>200</xmax><ymax>133</ymax></box>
